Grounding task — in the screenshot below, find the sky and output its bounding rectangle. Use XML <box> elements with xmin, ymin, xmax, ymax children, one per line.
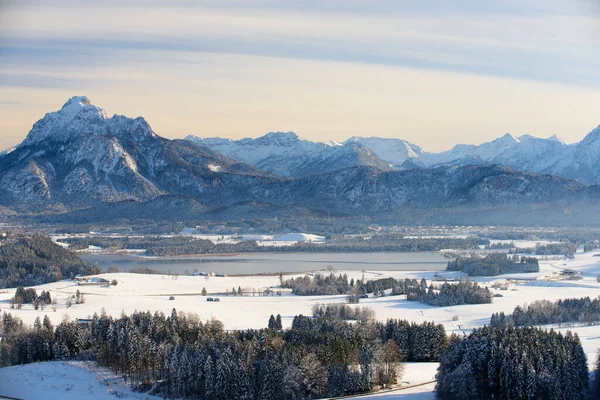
<box><xmin>0</xmin><ymin>0</ymin><xmax>599</xmax><ymax>152</ymax></box>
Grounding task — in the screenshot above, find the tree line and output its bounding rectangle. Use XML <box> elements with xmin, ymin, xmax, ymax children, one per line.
<box><xmin>60</xmin><ymin>235</ymin><xmax>488</xmax><ymax>257</ymax></box>
<box><xmin>436</xmin><ymin>326</ymin><xmax>589</xmax><ymax>399</ymax></box>
<box><xmin>0</xmin><ymin>234</ymin><xmax>101</xmax><ymax>288</ymax></box>
<box><xmin>447</xmin><ymin>253</ymin><xmax>539</xmax><ymax>276</ymax></box>
<box><xmin>406</xmin><ymin>279</ymin><xmax>492</xmax><ymax>307</ymax></box>
<box><xmin>490</xmin><ymin>296</ymin><xmax>600</xmax><ymax>328</ymax></box>
<box><xmin>284</xmin><ymin>274</ymin><xmax>492</xmax><ymax>307</ymax></box>
<box><xmin>1</xmin><ymin>305</ymin><xmax>594</xmax><ymax>399</ymax></box>
<box><xmin>0</xmin><ymin>304</ymin><xmax>447</xmax><ymax>399</ymax></box>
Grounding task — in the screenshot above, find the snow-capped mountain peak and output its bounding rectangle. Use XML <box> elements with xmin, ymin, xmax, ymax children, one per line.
<box><xmin>22</xmin><ymin>96</ymin><xmax>108</xmax><ymax>146</ymax></box>
<box><xmin>186</xmin><ymin>131</ymin><xmax>391</xmax><ymax>177</ymax></box>
<box><xmin>342</xmin><ymin>136</ymin><xmax>425</xmax><ymax>166</ymax></box>
<box><xmin>61</xmin><ymin>95</ymin><xmax>93</xmax><ymax>112</ymax></box>
<box><xmin>253</xmin><ymin>131</ymin><xmax>300</xmax><ymax>146</ymax></box>
<box><xmin>547</xmin><ymin>134</ymin><xmax>565</xmax><ymax>144</ymax></box>
<box><xmin>580</xmin><ymin>124</ymin><xmax>600</xmax><ymax>145</ymax></box>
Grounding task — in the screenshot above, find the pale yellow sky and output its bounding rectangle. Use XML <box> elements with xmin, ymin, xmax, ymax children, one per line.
<box><xmin>1</xmin><ymin>1</ymin><xmax>599</xmax><ymax>151</ymax></box>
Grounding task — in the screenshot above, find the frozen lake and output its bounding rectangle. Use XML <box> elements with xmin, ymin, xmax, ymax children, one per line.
<box><xmin>82</xmin><ymin>251</ymin><xmax>449</xmax><ymax>275</ymax></box>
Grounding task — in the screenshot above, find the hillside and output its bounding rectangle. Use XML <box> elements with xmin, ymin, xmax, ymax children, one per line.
<box><xmin>0</xmin><ymin>96</ymin><xmax>279</xmax><ymax>211</ymax></box>
<box><xmin>0</xmin><ymin>234</ymin><xmax>98</xmax><ymax>288</ymax></box>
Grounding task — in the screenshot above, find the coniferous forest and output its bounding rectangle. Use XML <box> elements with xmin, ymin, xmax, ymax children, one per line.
<box><xmin>0</xmin><ymin>234</ymin><xmax>101</xmax><ymax>288</ymax></box>
<box><xmin>436</xmin><ymin>326</ymin><xmax>589</xmax><ymax>400</ymax></box>
<box><xmin>0</xmin><ymin>305</ymin><xmax>596</xmax><ymax>398</ymax></box>
<box><xmin>406</xmin><ymin>279</ymin><xmax>492</xmax><ymax>306</ymax></box>
<box><xmin>447</xmin><ymin>253</ymin><xmax>539</xmax><ymax>276</ymax></box>
<box><xmin>282</xmin><ymin>274</ymin><xmax>492</xmax><ymax>307</ymax></box>
<box><xmin>490</xmin><ymin>296</ymin><xmax>600</xmax><ymax>327</ymax></box>
<box><xmin>0</xmin><ymin>304</ymin><xmax>447</xmax><ymax>399</ymax></box>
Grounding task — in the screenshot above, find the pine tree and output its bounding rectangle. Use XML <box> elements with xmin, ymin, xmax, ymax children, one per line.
<box><xmin>204</xmin><ymin>355</ymin><xmax>215</xmax><ymax>400</ymax></box>
<box><xmin>215</xmin><ymin>350</ymin><xmax>233</xmax><ymax>400</ymax></box>
<box><xmin>282</xmin><ymin>364</ymin><xmax>302</xmax><ymax>400</ymax></box>
<box><xmin>298</xmin><ymin>353</ymin><xmax>327</xmax><ymax>398</ymax></box>
<box><xmin>268</xmin><ymin>315</ymin><xmax>276</xmax><ymax>330</ymax></box>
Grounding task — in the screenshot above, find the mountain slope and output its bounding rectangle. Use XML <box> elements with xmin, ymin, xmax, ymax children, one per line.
<box><xmin>0</xmin><ymin>96</ymin><xmax>278</xmax><ymax>210</ymax></box>
<box><xmin>52</xmin><ymin>164</ymin><xmax>597</xmax><ymax>225</ymax></box>
<box><xmin>2</xmin><ymin>96</ymin><xmax>599</xmax><ymax>226</ymax></box>
<box><xmin>259</xmin><ymin>165</ymin><xmax>587</xmax><ymax>213</ymax></box>
<box><xmin>543</xmin><ymin>125</ymin><xmax>600</xmax><ymax>185</ymax></box>
<box><xmin>343</xmin><ymin>136</ymin><xmax>426</xmax><ymax>167</ymax></box>
<box><xmin>187</xmin><ymin>130</ymin><xmax>593</xmax><ymax>183</ymax></box>
<box><xmin>186</xmin><ymin>132</ymin><xmax>392</xmax><ymax>177</ymax></box>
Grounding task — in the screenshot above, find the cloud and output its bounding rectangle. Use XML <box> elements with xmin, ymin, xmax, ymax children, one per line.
<box><xmin>1</xmin><ymin>51</ymin><xmax>600</xmax><ymax>152</ymax></box>
<box><xmin>0</xmin><ymin>0</ymin><xmax>599</xmax><ymax>151</ymax></box>
<box><xmin>2</xmin><ymin>1</ymin><xmax>599</xmax><ymax>85</ymax></box>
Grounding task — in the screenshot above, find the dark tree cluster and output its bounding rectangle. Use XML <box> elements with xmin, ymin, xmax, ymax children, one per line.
<box><xmin>376</xmin><ymin>319</ymin><xmax>447</xmax><ymax>362</ymax></box>
<box><xmin>361</xmin><ymin>277</ymin><xmax>401</xmax><ymax>296</ymax></box>
<box><xmin>491</xmin><ymin>296</ymin><xmax>600</xmax><ymax>328</ymax></box>
<box><xmin>310</xmin><ymin>304</ymin><xmax>376</xmax><ymax>324</ymax></box>
<box><xmin>447</xmin><ymin>253</ymin><xmax>539</xmax><ymax>276</ymax></box>
<box><xmin>593</xmin><ymin>350</ymin><xmax>600</xmax><ymax>399</ymax></box>
<box><xmin>509</xmin><ymin>243</ymin><xmax>577</xmax><ymax>257</ymax></box>
<box><xmin>0</xmin><ymin>304</ymin><xmax>427</xmax><ymax>399</ymax></box>
<box><xmin>284</xmin><ymin>274</ymin><xmax>420</xmax><ymax>298</ymax></box>
<box><xmin>583</xmin><ymin>242</ymin><xmax>599</xmax><ymax>253</ymax></box>
<box><xmin>436</xmin><ymin>326</ymin><xmax>589</xmax><ymax>400</ymax></box>
<box><xmin>12</xmin><ymin>286</ymin><xmax>52</xmax><ymax>309</ymax></box>
<box><xmin>282</xmin><ymin>273</ymin><xmax>351</xmax><ymax>295</ymax></box>
<box><xmin>0</xmin><ymin>313</ymin><xmax>84</xmax><ymax>365</ymax></box>
<box><xmin>407</xmin><ymin>279</ymin><xmax>492</xmax><ymax>306</ymax></box>
<box><xmin>267</xmin><ymin>314</ymin><xmax>282</xmax><ymax>330</ymax></box>
<box><xmin>0</xmin><ymin>234</ymin><xmax>101</xmax><ymax>288</ymax></box>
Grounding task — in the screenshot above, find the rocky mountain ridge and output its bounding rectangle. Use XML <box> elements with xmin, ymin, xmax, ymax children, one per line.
<box><xmin>1</xmin><ymin>96</ymin><xmax>599</xmax><ymax>226</ymax></box>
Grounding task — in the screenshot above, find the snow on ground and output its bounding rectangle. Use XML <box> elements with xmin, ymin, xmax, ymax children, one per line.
<box><xmin>2</xmin><ymin>252</ymin><xmax>600</xmax><ymax>399</ymax></box>
<box><xmin>1</xmin><ymin>253</ymin><xmax>600</xmax><ymax>336</ymax></box>
<box><xmin>0</xmin><ymin>361</ymin><xmax>161</xmax><ymax>400</ymax></box>
<box><xmin>346</xmin><ymin>363</ymin><xmax>437</xmax><ymax>399</ymax></box>
<box><xmin>359</xmin><ymin>383</ymin><xmax>436</xmax><ymax>399</ymax></box>
<box><xmin>273</xmin><ymin>233</ymin><xmax>325</xmax><ymax>242</ymax></box>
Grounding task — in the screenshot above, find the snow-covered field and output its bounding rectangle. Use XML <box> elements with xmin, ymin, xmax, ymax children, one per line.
<box><xmin>2</xmin><ymin>251</ymin><xmax>600</xmax><ymax>399</ymax></box>
<box><xmin>0</xmin><ymin>361</ymin><xmax>161</xmax><ymax>400</ymax></box>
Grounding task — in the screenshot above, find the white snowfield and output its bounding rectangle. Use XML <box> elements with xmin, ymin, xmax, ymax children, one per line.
<box><xmin>1</xmin><ymin>251</ymin><xmax>600</xmax><ymax>399</ymax></box>
<box><xmin>0</xmin><ymin>361</ymin><xmax>162</xmax><ymax>400</ymax></box>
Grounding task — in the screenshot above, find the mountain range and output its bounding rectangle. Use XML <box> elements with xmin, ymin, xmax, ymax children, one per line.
<box><xmin>0</xmin><ymin>96</ymin><xmax>278</xmax><ymax>210</ymax></box>
<box><xmin>188</xmin><ymin>126</ymin><xmax>600</xmax><ymax>185</ymax></box>
<box><xmin>1</xmin><ymin>96</ymin><xmax>599</xmax><ymax>225</ymax></box>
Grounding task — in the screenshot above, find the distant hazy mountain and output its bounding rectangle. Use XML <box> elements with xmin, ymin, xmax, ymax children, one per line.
<box><xmin>0</xmin><ymin>96</ymin><xmax>278</xmax><ymax>210</ymax></box>
<box><xmin>343</xmin><ymin>136</ymin><xmax>426</xmax><ymax>166</ymax></box>
<box><xmin>2</xmin><ymin>96</ymin><xmax>599</xmax><ymax>226</ymax></box>
<box><xmin>423</xmin><ymin>133</ymin><xmax>569</xmax><ymax>173</ymax></box>
<box><xmin>542</xmin><ymin>125</ymin><xmax>600</xmax><ymax>185</ymax></box>
<box><xmin>260</xmin><ymin>164</ymin><xmax>590</xmax><ymax>213</ymax></box>
<box><xmin>186</xmin><ymin>132</ymin><xmax>392</xmax><ymax>177</ymax></box>
<box><xmin>189</xmin><ymin>127</ymin><xmax>600</xmax><ymax>185</ymax></box>
<box><xmin>52</xmin><ymin>164</ymin><xmax>598</xmax><ymax>225</ymax></box>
